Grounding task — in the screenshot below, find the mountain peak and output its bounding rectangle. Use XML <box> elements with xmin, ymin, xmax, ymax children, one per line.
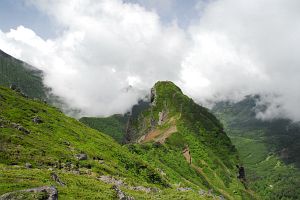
<box><xmin>153</xmin><ymin>81</ymin><xmax>183</xmax><ymax>94</ymax></box>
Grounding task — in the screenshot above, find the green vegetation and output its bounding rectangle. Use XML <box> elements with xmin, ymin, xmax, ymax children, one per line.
<box><xmin>82</xmin><ymin>81</ymin><xmax>256</xmax><ymax>199</ymax></box>
<box><xmin>80</xmin><ymin>115</ymin><xmax>129</xmax><ymax>143</ymax></box>
<box><xmin>213</xmin><ymin>96</ymin><xmax>300</xmax><ymax>199</ymax></box>
<box><xmin>0</xmin><ymin>50</ymin><xmax>47</xmax><ymax>99</ymax></box>
<box><xmin>125</xmin><ymin>81</ymin><xmax>253</xmax><ymax>200</ymax></box>
<box><xmin>0</xmin><ymin>81</ymin><xmax>254</xmax><ymax>199</ymax></box>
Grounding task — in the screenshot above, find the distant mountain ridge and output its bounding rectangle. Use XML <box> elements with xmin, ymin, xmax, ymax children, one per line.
<box><xmin>212</xmin><ymin>96</ymin><xmax>300</xmax><ymax>199</ymax></box>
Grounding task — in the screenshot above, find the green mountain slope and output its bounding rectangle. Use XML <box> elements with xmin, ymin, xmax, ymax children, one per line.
<box><xmin>79</xmin><ymin>100</ymin><xmax>150</xmax><ymax>144</ymax></box>
<box><xmin>212</xmin><ymin>96</ymin><xmax>300</xmax><ymax>200</ymax></box>
<box><xmin>0</xmin><ymin>82</ymin><xmax>254</xmax><ymax>199</ymax></box>
<box><xmin>0</xmin><ymin>86</ymin><xmax>175</xmax><ymax>199</ymax></box>
<box><xmin>81</xmin><ymin>81</ymin><xmax>255</xmax><ymax>199</ymax></box>
<box><xmin>0</xmin><ymin>49</ymin><xmax>47</xmax><ymax>99</ymax></box>
<box><xmin>79</xmin><ymin>114</ymin><xmax>129</xmax><ymax>144</ymax></box>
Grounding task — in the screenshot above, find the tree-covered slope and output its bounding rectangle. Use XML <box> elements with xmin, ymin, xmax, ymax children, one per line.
<box><xmin>0</xmin><ymin>49</ymin><xmax>47</xmax><ymax>99</ymax></box>
<box><xmin>82</xmin><ymin>81</ymin><xmax>255</xmax><ymax>199</ymax></box>
<box><xmin>212</xmin><ymin>96</ymin><xmax>300</xmax><ymax>199</ymax></box>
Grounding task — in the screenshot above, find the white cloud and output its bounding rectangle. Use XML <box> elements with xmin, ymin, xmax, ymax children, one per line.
<box><xmin>179</xmin><ymin>0</ymin><xmax>300</xmax><ymax>121</ymax></box>
<box><xmin>1</xmin><ymin>0</ymin><xmax>300</xmax><ymax>121</ymax></box>
<box><xmin>0</xmin><ymin>0</ymin><xmax>187</xmax><ymax>116</ymax></box>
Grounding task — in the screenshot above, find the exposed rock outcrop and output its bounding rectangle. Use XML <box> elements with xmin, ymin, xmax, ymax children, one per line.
<box><xmin>99</xmin><ymin>176</ymin><xmax>124</xmax><ymax>186</ymax></box>
<box><xmin>112</xmin><ymin>185</ymin><xmax>134</xmax><ymax>200</ymax></box>
<box><xmin>0</xmin><ymin>186</ymin><xmax>58</xmax><ymax>200</ymax></box>
<box><xmin>99</xmin><ymin>176</ymin><xmax>159</xmax><ymax>195</ymax></box>
<box><xmin>177</xmin><ymin>187</ymin><xmax>192</xmax><ymax>192</ymax></box>
<box><xmin>158</xmin><ymin>110</ymin><xmax>168</xmax><ymax>125</ymax></box>
<box><xmin>236</xmin><ymin>165</ymin><xmax>247</xmax><ymax>188</ymax></box>
<box><xmin>182</xmin><ymin>145</ymin><xmax>192</xmax><ymax>164</ymax></box>
<box><xmin>150</xmin><ymin>87</ymin><xmax>156</xmax><ymax>106</ymax></box>
<box><xmin>32</xmin><ymin>116</ymin><xmax>43</xmax><ymax>124</ymax></box>
<box><xmin>11</xmin><ymin>123</ymin><xmax>30</xmax><ymax>134</ymax></box>
<box><xmin>75</xmin><ymin>153</ymin><xmax>87</xmax><ymax>160</ymax></box>
<box><xmin>25</xmin><ymin>163</ymin><xmax>32</xmax><ymax>169</ymax></box>
<box><xmin>51</xmin><ymin>172</ymin><xmax>65</xmax><ymax>186</ymax></box>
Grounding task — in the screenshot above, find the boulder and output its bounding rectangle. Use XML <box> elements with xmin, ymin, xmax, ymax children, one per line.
<box><xmin>177</xmin><ymin>187</ymin><xmax>192</xmax><ymax>192</ymax></box>
<box><xmin>9</xmin><ymin>84</ymin><xmax>17</xmax><ymax>91</ymax></box>
<box><xmin>130</xmin><ymin>186</ymin><xmax>151</xmax><ymax>193</ymax></box>
<box><xmin>0</xmin><ymin>186</ymin><xmax>58</xmax><ymax>200</ymax></box>
<box><xmin>51</xmin><ymin>172</ymin><xmax>65</xmax><ymax>186</ymax></box>
<box><xmin>75</xmin><ymin>153</ymin><xmax>87</xmax><ymax>160</ymax></box>
<box><xmin>25</xmin><ymin>163</ymin><xmax>32</xmax><ymax>169</ymax></box>
<box><xmin>32</xmin><ymin>116</ymin><xmax>43</xmax><ymax>124</ymax></box>
<box><xmin>98</xmin><ymin>176</ymin><xmax>124</xmax><ymax>186</ymax></box>
<box><xmin>11</xmin><ymin>123</ymin><xmax>30</xmax><ymax>134</ymax></box>
<box><xmin>112</xmin><ymin>185</ymin><xmax>134</xmax><ymax>200</ymax></box>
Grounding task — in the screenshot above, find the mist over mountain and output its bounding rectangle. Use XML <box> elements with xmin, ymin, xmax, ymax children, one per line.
<box><xmin>1</xmin><ymin>1</ymin><xmax>300</xmax><ymax>199</ymax></box>
<box><xmin>0</xmin><ymin>0</ymin><xmax>300</xmax><ymax>121</ymax></box>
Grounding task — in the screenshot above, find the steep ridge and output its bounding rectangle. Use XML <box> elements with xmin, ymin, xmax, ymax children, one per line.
<box><xmin>0</xmin><ymin>49</ymin><xmax>47</xmax><ymax>99</ymax></box>
<box><xmin>81</xmin><ymin>81</ymin><xmax>256</xmax><ymax>199</ymax></box>
<box><xmin>0</xmin><ymin>49</ymin><xmax>80</xmax><ymax>116</ymax></box>
<box><xmin>212</xmin><ymin>96</ymin><xmax>300</xmax><ymax>199</ymax></box>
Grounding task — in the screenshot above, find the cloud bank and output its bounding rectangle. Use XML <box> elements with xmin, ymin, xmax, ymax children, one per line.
<box><xmin>0</xmin><ymin>0</ymin><xmax>300</xmax><ymax>121</ymax></box>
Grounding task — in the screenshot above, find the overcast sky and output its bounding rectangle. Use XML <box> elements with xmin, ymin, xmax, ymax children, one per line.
<box><xmin>0</xmin><ymin>0</ymin><xmax>300</xmax><ymax>121</ymax></box>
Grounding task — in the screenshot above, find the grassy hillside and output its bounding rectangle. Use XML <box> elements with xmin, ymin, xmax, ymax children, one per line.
<box><xmin>213</xmin><ymin>97</ymin><xmax>300</xmax><ymax>199</ymax></box>
<box><xmin>0</xmin><ymin>86</ymin><xmax>177</xmax><ymax>199</ymax></box>
<box><xmin>79</xmin><ymin>100</ymin><xmax>150</xmax><ymax>144</ymax></box>
<box><xmin>0</xmin><ymin>82</ymin><xmax>254</xmax><ymax>199</ymax></box>
<box><xmin>82</xmin><ymin>81</ymin><xmax>255</xmax><ymax>199</ymax></box>
<box><xmin>0</xmin><ymin>49</ymin><xmax>47</xmax><ymax>99</ymax></box>
<box><xmin>79</xmin><ymin>114</ymin><xmax>129</xmax><ymax>143</ymax></box>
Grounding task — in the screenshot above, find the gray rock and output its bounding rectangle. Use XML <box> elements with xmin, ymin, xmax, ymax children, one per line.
<box><xmin>51</xmin><ymin>172</ymin><xmax>65</xmax><ymax>186</ymax></box>
<box><xmin>112</xmin><ymin>185</ymin><xmax>134</xmax><ymax>200</ymax></box>
<box><xmin>130</xmin><ymin>186</ymin><xmax>151</xmax><ymax>193</ymax></box>
<box><xmin>219</xmin><ymin>195</ymin><xmax>225</xmax><ymax>200</ymax></box>
<box><xmin>25</xmin><ymin>163</ymin><xmax>32</xmax><ymax>169</ymax></box>
<box><xmin>0</xmin><ymin>186</ymin><xmax>58</xmax><ymax>200</ymax></box>
<box><xmin>99</xmin><ymin>160</ymin><xmax>105</xmax><ymax>164</ymax></box>
<box><xmin>99</xmin><ymin>176</ymin><xmax>124</xmax><ymax>186</ymax></box>
<box><xmin>32</xmin><ymin>116</ymin><xmax>43</xmax><ymax>124</ymax></box>
<box><xmin>9</xmin><ymin>84</ymin><xmax>17</xmax><ymax>91</ymax></box>
<box><xmin>177</xmin><ymin>187</ymin><xmax>192</xmax><ymax>192</ymax></box>
<box><xmin>156</xmin><ymin>168</ymin><xmax>166</xmax><ymax>176</ymax></box>
<box><xmin>63</xmin><ymin>141</ymin><xmax>70</xmax><ymax>146</ymax></box>
<box><xmin>158</xmin><ymin>110</ymin><xmax>168</xmax><ymax>125</ymax></box>
<box><xmin>150</xmin><ymin>87</ymin><xmax>156</xmax><ymax>105</ymax></box>
<box><xmin>11</xmin><ymin>123</ymin><xmax>30</xmax><ymax>134</ymax></box>
<box><xmin>198</xmin><ymin>189</ymin><xmax>206</xmax><ymax>196</ymax></box>
<box><xmin>150</xmin><ymin>187</ymin><xmax>160</xmax><ymax>193</ymax></box>
<box><xmin>75</xmin><ymin>153</ymin><xmax>87</xmax><ymax>160</ymax></box>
